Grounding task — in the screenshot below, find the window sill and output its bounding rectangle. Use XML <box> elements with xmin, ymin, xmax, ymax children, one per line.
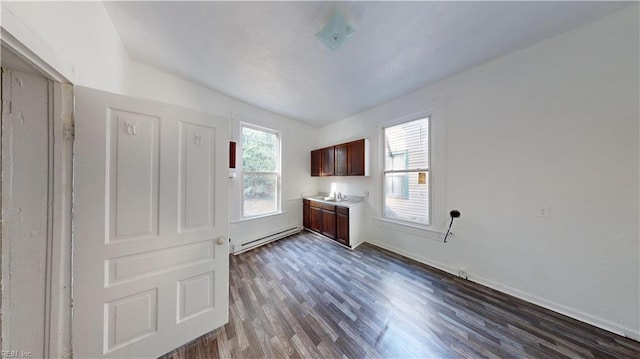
<box><xmin>230</xmin><ymin>211</ymin><xmax>286</xmax><ymax>224</ymax></box>
<box><xmin>373</xmin><ymin>217</ymin><xmax>446</xmax><ymax>242</ymax></box>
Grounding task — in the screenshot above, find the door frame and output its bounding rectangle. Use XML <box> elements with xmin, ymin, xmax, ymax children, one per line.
<box><xmin>1</xmin><ymin>28</ymin><xmax>74</xmax><ymax>358</ymax></box>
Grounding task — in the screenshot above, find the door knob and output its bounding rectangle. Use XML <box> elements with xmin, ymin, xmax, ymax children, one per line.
<box><xmin>216</xmin><ymin>236</ymin><xmax>226</xmax><ymax>246</ymax></box>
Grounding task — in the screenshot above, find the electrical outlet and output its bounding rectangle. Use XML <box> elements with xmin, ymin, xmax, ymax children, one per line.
<box><xmin>538</xmin><ymin>205</ymin><xmax>550</xmax><ymax>218</ymax></box>
<box><xmin>458</xmin><ymin>268</ymin><xmax>468</xmax><ymax>280</ymax></box>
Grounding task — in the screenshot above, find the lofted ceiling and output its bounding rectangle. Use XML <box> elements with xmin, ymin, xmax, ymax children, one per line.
<box><xmin>103</xmin><ymin>1</ymin><xmax>629</xmax><ymax>127</ymax></box>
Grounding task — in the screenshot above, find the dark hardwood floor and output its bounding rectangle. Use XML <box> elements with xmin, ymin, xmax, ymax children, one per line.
<box><xmin>161</xmin><ymin>231</ymin><xmax>640</xmax><ymax>359</ymax></box>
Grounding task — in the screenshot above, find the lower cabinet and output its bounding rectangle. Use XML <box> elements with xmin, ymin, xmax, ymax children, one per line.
<box><xmin>302</xmin><ymin>199</ymin><xmax>310</xmax><ymax>228</ymax></box>
<box><xmin>321</xmin><ymin>208</ymin><xmax>336</xmax><ymax>239</ymax></box>
<box><xmin>336</xmin><ymin>207</ymin><xmax>349</xmax><ymax>246</ymax></box>
<box><xmin>310</xmin><ymin>205</ymin><xmax>322</xmax><ymax>233</ymax></box>
<box><xmin>308</xmin><ymin>201</ymin><xmax>336</xmax><ymax>239</ymax></box>
<box><xmin>304</xmin><ymin>199</ymin><xmax>363</xmax><ymax>248</ymax></box>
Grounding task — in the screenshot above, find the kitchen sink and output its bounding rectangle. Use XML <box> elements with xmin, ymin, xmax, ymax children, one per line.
<box><xmin>324</xmin><ymin>197</ymin><xmax>352</xmax><ymax>202</ymax></box>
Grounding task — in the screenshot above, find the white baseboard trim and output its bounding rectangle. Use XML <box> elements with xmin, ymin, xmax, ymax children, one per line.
<box><xmin>366</xmin><ymin>239</ymin><xmax>460</xmax><ymax>277</ymax></box>
<box><xmin>472</xmin><ymin>275</ymin><xmax>640</xmax><ymax>342</ymax></box>
<box><xmin>365</xmin><ymin>239</ymin><xmax>640</xmax><ymax>342</ymax></box>
<box><xmin>233</xmin><ymin>226</ymin><xmax>302</xmax><ymax>255</ymax></box>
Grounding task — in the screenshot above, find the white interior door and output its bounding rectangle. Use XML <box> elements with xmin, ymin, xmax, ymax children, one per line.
<box><xmin>72</xmin><ymin>87</ymin><xmax>229</xmax><ymax>358</ymax></box>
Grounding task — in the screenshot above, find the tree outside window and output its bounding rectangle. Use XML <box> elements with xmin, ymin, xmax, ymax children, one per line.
<box><xmin>241</xmin><ymin>125</ymin><xmax>280</xmax><ymax>217</ymax></box>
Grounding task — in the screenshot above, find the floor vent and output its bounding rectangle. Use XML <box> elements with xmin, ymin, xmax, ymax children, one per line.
<box><xmin>234</xmin><ymin>226</ymin><xmax>302</xmax><ymax>255</ymax></box>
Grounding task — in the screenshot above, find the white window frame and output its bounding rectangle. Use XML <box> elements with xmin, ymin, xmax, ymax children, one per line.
<box><xmin>382</xmin><ymin>116</ymin><xmax>432</xmax><ymax>226</ymax></box>
<box><xmin>376</xmin><ymin>103</ymin><xmax>447</xmax><ymax>240</ymax></box>
<box><xmin>239</xmin><ymin>122</ymin><xmax>282</xmax><ymax>219</ymax></box>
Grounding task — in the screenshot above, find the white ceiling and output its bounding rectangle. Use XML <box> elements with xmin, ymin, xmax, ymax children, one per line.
<box><xmin>104</xmin><ymin>1</ymin><xmax>629</xmax><ymax>127</ymax></box>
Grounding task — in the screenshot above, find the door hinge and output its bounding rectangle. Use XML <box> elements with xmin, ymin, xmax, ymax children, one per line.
<box><xmin>64</xmin><ymin>123</ymin><xmax>74</xmax><ymax>142</ymax></box>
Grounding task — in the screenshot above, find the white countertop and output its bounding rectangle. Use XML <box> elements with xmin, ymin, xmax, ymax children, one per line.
<box><xmin>304</xmin><ymin>195</ymin><xmax>365</xmax><ymax>208</ymax></box>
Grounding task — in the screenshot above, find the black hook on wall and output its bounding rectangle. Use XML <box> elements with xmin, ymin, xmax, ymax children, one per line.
<box><xmin>443</xmin><ymin>210</ymin><xmax>461</xmax><ymax>243</ymax></box>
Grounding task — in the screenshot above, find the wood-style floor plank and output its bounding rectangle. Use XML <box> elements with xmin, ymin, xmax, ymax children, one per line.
<box><xmin>160</xmin><ymin>231</ymin><xmax>640</xmax><ymax>359</ymax></box>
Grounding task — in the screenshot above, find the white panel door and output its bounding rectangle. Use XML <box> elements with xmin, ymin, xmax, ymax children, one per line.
<box><xmin>72</xmin><ymin>87</ymin><xmax>229</xmax><ymax>358</ymax></box>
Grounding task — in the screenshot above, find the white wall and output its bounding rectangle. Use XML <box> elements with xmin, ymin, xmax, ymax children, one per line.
<box><xmin>1</xmin><ymin>1</ymin><xmax>130</xmax><ymax>92</ymax></box>
<box><xmin>1</xmin><ymin>1</ymin><xmax>319</xmax><ymax>249</ymax></box>
<box><xmin>318</xmin><ymin>6</ymin><xmax>640</xmax><ymax>340</ymax></box>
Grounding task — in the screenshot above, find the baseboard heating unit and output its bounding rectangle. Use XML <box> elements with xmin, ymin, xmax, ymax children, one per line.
<box><xmin>234</xmin><ymin>226</ymin><xmax>302</xmax><ymax>254</ymax></box>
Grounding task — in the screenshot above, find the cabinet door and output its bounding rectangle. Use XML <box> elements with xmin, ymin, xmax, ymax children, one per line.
<box><xmin>348</xmin><ymin>139</ymin><xmax>365</xmax><ymax>176</ymax></box>
<box><xmin>336</xmin><ymin>211</ymin><xmax>349</xmax><ymax>246</ymax></box>
<box><xmin>321</xmin><ymin>146</ymin><xmax>335</xmax><ymax>176</ymax></box>
<box><xmin>322</xmin><ymin>209</ymin><xmax>336</xmax><ymax>239</ymax></box>
<box><xmin>302</xmin><ymin>201</ymin><xmax>310</xmax><ymax>229</ymax></box>
<box><xmin>310</xmin><ymin>149</ymin><xmax>321</xmax><ymax>177</ymax></box>
<box><xmin>310</xmin><ymin>206</ymin><xmax>323</xmax><ymax>233</ymax></box>
<box><xmin>334</xmin><ymin>143</ymin><xmax>348</xmax><ymax>176</ymax></box>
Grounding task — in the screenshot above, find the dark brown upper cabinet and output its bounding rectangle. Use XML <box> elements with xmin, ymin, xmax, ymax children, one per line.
<box><xmin>321</xmin><ymin>147</ymin><xmax>334</xmax><ymax>176</ymax></box>
<box><xmin>310</xmin><ymin>139</ymin><xmax>369</xmax><ymax>177</ymax></box>
<box><xmin>347</xmin><ymin>139</ymin><xmax>367</xmax><ymax>176</ymax></box>
<box><xmin>310</xmin><ymin>149</ymin><xmax>321</xmax><ymax>176</ymax></box>
<box><xmin>334</xmin><ymin>143</ymin><xmax>348</xmax><ymax>176</ymax></box>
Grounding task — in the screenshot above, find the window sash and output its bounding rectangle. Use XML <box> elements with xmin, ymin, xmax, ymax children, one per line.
<box><xmin>383</xmin><ymin>170</ymin><xmax>430</xmax><ymax>225</ymax></box>
<box><xmin>242</xmin><ymin>172</ymin><xmax>279</xmax><ymax>218</ymax></box>
<box><xmin>241</xmin><ymin>125</ymin><xmax>280</xmax><ymax>172</ymax></box>
<box><xmin>386</xmin><ymin>174</ymin><xmax>408</xmax><ymax>199</ymax></box>
<box><xmin>383</xmin><ymin>117</ymin><xmax>429</xmax><ymax>171</ymax></box>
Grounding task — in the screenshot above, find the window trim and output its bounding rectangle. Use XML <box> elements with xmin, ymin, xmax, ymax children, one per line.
<box><xmin>376</xmin><ymin>101</ymin><xmax>446</xmax><ymax>236</ymax></box>
<box><xmin>239</xmin><ymin>122</ymin><xmax>282</xmax><ymax>219</ymax></box>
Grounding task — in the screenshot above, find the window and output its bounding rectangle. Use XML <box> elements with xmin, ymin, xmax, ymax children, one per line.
<box><xmin>385</xmin><ymin>151</ymin><xmax>408</xmax><ymax>199</ymax></box>
<box><xmin>241</xmin><ymin>124</ymin><xmax>280</xmax><ymax>218</ymax></box>
<box><xmin>382</xmin><ymin>116</ymin><xmax>430</xmax><ymax>225</ymax></box>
